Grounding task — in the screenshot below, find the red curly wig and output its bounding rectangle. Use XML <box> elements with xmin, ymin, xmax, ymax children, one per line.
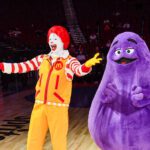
<box><xmin>47</xmin><ymin>25</ymin><xmax>70</xmax><ymax>49</ymax></box>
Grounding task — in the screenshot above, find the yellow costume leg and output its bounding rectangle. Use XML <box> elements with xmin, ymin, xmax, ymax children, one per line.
<box><xmin>47</xmin><ymin>106</ymin><xmax>69</xmax><ymax>150</ymax></box>
<box><xmin>27</xmin><ymin>104</ymin><xmax>48</xmax><ymax>150</ymax></box>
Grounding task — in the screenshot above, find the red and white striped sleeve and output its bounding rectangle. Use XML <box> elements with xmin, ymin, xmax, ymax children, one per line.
<box><xmin>0</xmin><ymin>54</ymin><xmax>44</xmax><ymax>74</ymax></box>
<box><xmin>66</xmin><ymin>57</ymin><xmax>92</xmax><ymax>77</ymax></box>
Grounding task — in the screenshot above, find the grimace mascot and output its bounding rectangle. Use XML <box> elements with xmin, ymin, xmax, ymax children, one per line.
<box><xmin>88</xmin><ymin>32</ymin><xmax>150</xmax><ymax>150</ymax></box>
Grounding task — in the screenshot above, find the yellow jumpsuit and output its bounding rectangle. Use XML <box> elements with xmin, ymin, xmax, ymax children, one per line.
<box><xmin>0</xmin><ymin>52</ymin><xmax>100</xmax><ymax>150</ymax></box>
<box><xmin>27</xmin><ymin>56</ymin><xmax>72</xmax><ymax>150</ymax></box>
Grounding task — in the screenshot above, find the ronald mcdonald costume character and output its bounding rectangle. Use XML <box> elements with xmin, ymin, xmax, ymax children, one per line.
<box><xmin>0</xmin><ymin>25</ymin><xmax>102</xmax><ymax>150</ymax></box>
<box><xmin>88</xmin><ymin>32</ymin><xmax>150</xmax><ymax>150</ymax></box>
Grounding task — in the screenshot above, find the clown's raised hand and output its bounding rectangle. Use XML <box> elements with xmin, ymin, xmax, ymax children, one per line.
<box><xmin>85</xmin><ymin>53</ymin><xmax>102</xmax><ymax>67</ymax></box>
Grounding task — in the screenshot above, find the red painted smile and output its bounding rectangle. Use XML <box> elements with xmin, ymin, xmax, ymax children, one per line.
<box><xmin>51</xmin><ymin>44</ymin><xmax>57</xmax><ymax>51</ymax></box>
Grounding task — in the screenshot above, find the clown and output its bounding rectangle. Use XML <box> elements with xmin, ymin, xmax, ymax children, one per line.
<box><xmin>0</xmin><ymin>25</ymin><xmax>102</xmax><ymax>150</ymax></box>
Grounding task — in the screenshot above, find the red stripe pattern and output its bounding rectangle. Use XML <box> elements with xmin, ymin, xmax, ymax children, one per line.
<box><xmin>44</xmin><ymin>67</ymin><xmax>53</xmax><ymax>104</ymax></box>
<box><xmin>2</xmin><ymin>55</ymin><xmax>44</xmax><ymax>73</ymax></box>
<box><xmin>24</xmin><ymin>62</ymin><xmax>31</xmax><ymax>72</ymax></box>
<box><xmin>30</xmin><ymin>60</ymin><xmax>37</xmax><ymax>70</ymax></box>
<box><xmin>12</xmin><ymin>64</ymin><xmax>15</xmax><ymax>73</ymax></box>
<box><xmin>39</xmin><ymin>74</ymin><xmax>43</xmax><ymax>87</ymax></box>
<box><xmin>35</xmin><ymin>90</ymin><xmax>40</xmax><ymax>97</ymax></box>
<box><xmin>18</xmin><ymin>63</ymin><xmax>23</xmax><ymax>73</ymax></box>
<box><xmin>66</xmin><ymin>57</ymin><xmax>91</xmax><ymax>77</ymax></box>
<box><xmin>0</xmin><ymin>63</ymin><xmax>4</xmax><ymax>71</ymax></box>
<box><xmin>55</xmin><ymin>75</ymin><xmax>60</xmax><ymax>89</ymax></box>
<box><xmin>1</xmin><ymin>55</ymin><xmax>91</xmax><ymax>79</ymax></box>
<box><xmin>53</xmin><ymin>92</ymin><xmax>65</xmax><ymax>103</ymax></box>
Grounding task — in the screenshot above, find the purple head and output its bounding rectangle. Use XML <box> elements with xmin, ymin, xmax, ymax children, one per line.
<box><xmin>107</xmin><ymin>32</ymin><xmax>150</xmax><ymax>73</ymax></box>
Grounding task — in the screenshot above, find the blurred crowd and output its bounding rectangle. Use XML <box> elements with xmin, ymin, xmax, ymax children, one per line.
<box><xmin>0</xmin><ymin>0</ymin><xmax>150</xmax><ymax>91</ymax></box>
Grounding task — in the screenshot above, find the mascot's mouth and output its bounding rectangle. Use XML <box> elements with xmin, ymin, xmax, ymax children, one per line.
<box><xmin>51</xmin><ymin>44</ymin><xmax>57</xmax><ymax>51</ymax></box>
<box><xmin>115</xmin><ymin>57</ymin><xmax>137</xmax><ymax>64</ymax></box>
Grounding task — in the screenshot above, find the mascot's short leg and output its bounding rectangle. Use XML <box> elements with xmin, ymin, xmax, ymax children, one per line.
<box><xmin>27</xmin><ymin>105</ymin><xmax>48</xmax><ymax>150</ymax></box>
<box><xmin>48</xmin><ymin>107</ymin><xmax>68</xmax><ymax>150</ymax></box>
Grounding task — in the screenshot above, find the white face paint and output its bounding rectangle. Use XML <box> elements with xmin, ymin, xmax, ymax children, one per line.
<box><xmin>48</xmin><ymin>33</ymin><xmax>64</xmax><ymax>51</ymax></box>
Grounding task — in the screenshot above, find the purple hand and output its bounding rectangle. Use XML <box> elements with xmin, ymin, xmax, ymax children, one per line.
<box><xmin>131</xmin><ymin>85</ymin><xmax>150</xmax><ymax>108</ymax></box>
<box><xmin>101</xmin><ymin>83</ymin><xmax>118</xmax><ymax>103</ymax></box>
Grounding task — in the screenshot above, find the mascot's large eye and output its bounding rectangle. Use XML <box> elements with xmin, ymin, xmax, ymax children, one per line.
<box><xmin>126</xmin><ymin>48</ymin><xmax>135</xmax><ymax>54</ymax></box>
<box><xmin>115</xmin><ymin>49</ymin><xmax>122</xmax><ymax>56</ymax></box>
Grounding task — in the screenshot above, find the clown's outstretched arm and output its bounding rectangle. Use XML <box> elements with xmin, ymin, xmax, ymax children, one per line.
<box><xmin>0</xmin><ymin>54</ymin><xmax>44</xmax><ymax>74</ymax></box>
<box><xmin>67</xmin><ymin>53</ymin><xmax>102</xmax><ymax>76</ymax></box>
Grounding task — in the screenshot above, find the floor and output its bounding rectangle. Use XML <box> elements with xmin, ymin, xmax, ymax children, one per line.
<box><xmin>0</xmin><ymin>87</ymin><xmax>100</xmax><ymax>150</ymax></box>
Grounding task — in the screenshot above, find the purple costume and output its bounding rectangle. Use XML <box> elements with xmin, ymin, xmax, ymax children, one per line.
<box><xmin>88</xmin><ymin>32</ymin><xmax>150</xmax><ymax>150</ymax></box>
